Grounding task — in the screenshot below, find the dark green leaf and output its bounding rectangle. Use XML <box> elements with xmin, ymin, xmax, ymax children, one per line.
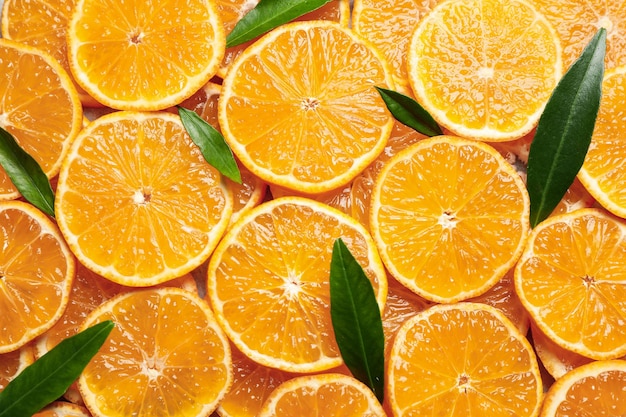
<box><xmin>527</xmin><ymin>29</ymin><xmax>607</xmax><ymax>227</ymax></box>
<box><xmin>0</xmin><ymin>321</ymin><xmax>114</xmax><ymax>417</ymax></box>
<box><xmin>330</xmin><ymin>238</ymin><xmax>385</xmax><ymax>403</ymax></box>
<box><xmin>0</xmin><ymin>127</ymin><xmax>55</xmax><ymax>217</ymax></box>
<box><xmin>178</xmin><ymin>106</ymin><xmax>241</xmax><ymax>184</ymax></box>
<box><xmin>375</xmin><ymin>86</ymin><xmax>443</xmax><ymax>137</ymax></box>
<box><xmin>226</xmin><ymin>0</ymin><xmax>333</xmax><ymax>47</ymax></box>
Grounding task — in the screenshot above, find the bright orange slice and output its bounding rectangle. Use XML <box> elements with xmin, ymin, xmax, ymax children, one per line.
<box><xmin>219</xmin><ymin>21</ymin><xmax>395</xmax><ymax>193</ymax></box>
<box><xmin>0</xmin><ymin>201</ymin><xmax>75</xmax><ymax>353</ymax></box>
<box><xmin>370</xmin><ymin>136</ymin><xmax>530</xmax><ymax>303</ymax></box>
<box><xmin>207</xmin><ymin>197</ymin><xmax>387</xmax><ymax>373</ymax></box>
<box><xmin>33</xmin><ymin>401</ymin><xmax>91</xmax><ymax>417</ymax></box>
<box><xmin>387</xmin><ymin>303</ymin><xmax>543</xmax><ymax>417</ymax></box>
<box><xmin>407</xmin><ymin>0</ymin><xmax>563</xmax><ymax>141</ymax></box>
<box><xmin>55</xmin><ymin>111</ymin><xmax>233</xmax><ymax>287</ymax></box>
<box><xmin>0</xmin><ymin>344</ymin><xmax>34</xmax><ymax>391</ymax></box>
<box><xmin>78</xmin><ymin>288</ymin><xmax>232</xmax><ymax>417</ymax></box>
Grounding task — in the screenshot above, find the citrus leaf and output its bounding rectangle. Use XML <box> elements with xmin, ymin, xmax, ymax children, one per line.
<box><xmin>375</xmin><ymin>86</ymin><xmax>443</xmax><ymax>137</ymax></box>
<box><xmin>0</xmin><ymin>321</ymin><xmax>114</xmax><ymax>417</ymax></box>
<box><xmin>226</xmin><ymin>0</ymin><xmax>333</xmax><ymax>47</ymax></box>
<box><xmin>0</xmin><ymin>127</ymin><xmax>55</xmax><ymax>217</ymax></box>
<box><xmin>330</xmin><ymin>238</ymin><xmax>385</xmax><ymax>403</ymax></box>
<box><xmin>178</xmin><ymin>106</ymin><xmax>242</xmax><ymax>184</ymax></box>
<box><xmin>527</xmin><ymin>28</ymin><xmax>606</xmax><ymax>227</ymax></box>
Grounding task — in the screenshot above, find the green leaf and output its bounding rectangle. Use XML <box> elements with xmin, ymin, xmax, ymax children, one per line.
<box><xmin>0</xmin><ymin>127</ymin><xmax>55</xmax><ymax>217</ymax></box>
<box><xmin>226</xmin><ymin>0</ymin><xmax>333</xmax><ymax>48</ymax></box>
<box><xmin>178</xmin><ymin>107</ymin><xmax>242</xmax><ymax>184</ymax></box>
<box><xmin>330</xmin><ymin>238</ymin><xmax>385</xmax><ymax>403</ymax></box>
<box><xmin>527</xmin><ymin>28</ymin><xmax>607</xmax><ymax>227</ymax></box>
<box><xmin>0</xmin><ymin>321</ymin><xmax>114</xmax><ymax>417</ymax></box>
<box><xmin>375</xmin><ymin>86</ymin><xmax>443</xmax><ymax>137</ymax></box>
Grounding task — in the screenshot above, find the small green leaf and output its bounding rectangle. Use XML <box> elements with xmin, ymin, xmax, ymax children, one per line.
<box><xmin>375</xmin><ymin>86</ymin><xmax>443</xmax><ymax>137</ymax></box>
<box><xmin>226</xmin><ymin>0</ymin><xmax>333</xmax><ymax>48</ymax></box>
<box><xmin>0</xmin><ymin>320</ymin><xmax>114</xmax><ymax>417</ymax></box>
<box><xmin>0</xmin><ymin>127</ymin><xmax>55</xmax><ymax>217</ymax></box>
<box><xmin>330</xmin><ymin>238</ymin><xmax>385</xmax><ymax>403</ymax></box>
<box><xmin>527</xmin><ymin>28</ymin><xmax>607</xmax><ymax>227</ymax></box>
<box><xmin>178</xmin><ymin>107</ymin><xmax>242</xmax><ymax>184</ymax></box>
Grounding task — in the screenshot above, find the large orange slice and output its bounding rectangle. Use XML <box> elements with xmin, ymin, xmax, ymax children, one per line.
<box><xmin>219</xmin><ymin>21</ymin><xmax>395</xmax><ymax>193</ymax></box>
<box><xmin>55</xmin><ymin>111</ymin><xmax>233</xmax><ymax>287</ymax></box>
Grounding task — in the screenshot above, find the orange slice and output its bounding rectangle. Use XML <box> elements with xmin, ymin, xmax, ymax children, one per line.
<box><xmin>257</xmin><ymin>373</ymin><xmax>386</xmax><ymax>417</ymax></box>
<box><xmin>33</xmin><ymin>401</ymin><xmax>91</xmax><ymax>417</ymax></box>
<box><xmin>0</xmin><ymin>38</ymin><xmax>83</xmax><ymax>200</ymax></box>
<box><xmin>578</xmin><ymin>67</ymin><xmax>626</xmax><ymax>219</ymax></box>
<box><xmin>55</xmin><ymin>111</ymin><xmax>233</xmax><ymax>287</ymax></box>
<box><xmin>515</xmin><ymin>208</ymin><xmax>626</xmax><ymax>360</ymax></box>
<box><xmin>531</xmin><ymin>324</ymin><xmax>595</xmax><ymax>380</ymax></box>
<box><xmin>78</xmin><ymin>288</ymin><xmax>232</xmax><ymax>417</ymax></box>
<box><xmin>407</xmin><ymin>0</ymin><xmax>563</xmax><ymax>141</ymax></box>
<box><xmin>387</xmin><ymin>303</ymin><xmax>543</xmax><ymax>417</ymax></box>
<box><xmin>66</xmin><ymin>0</ymin><xmax>225</xmax><ymax>110</ymax></box>
<box><xmin>0</xmin><ymin>201</ymin><xmax>75</xmax><ymax>353</ymax></box>
<box><xmin>370</xmin><ymin>136</ymin><xmax>530</xmax><ymax>303</ymax></box>
<box><xmin>207</xmin><ymin>197</ymin><xmax>387</xmax><ymax>373</ymax></box>
<box><xmin>0</xmin><ymin>344</ymin><xmax>34</xmax><ymax>391</ymax></box>
<box><xmin>219</xmin><ymin>21</ymin><xmax>395</xmax><ymax>193</ymax></box>
<box><xmin>540</xmin><ymin>360</ymin><xmax>626</xmax><ymax>417</ymax></box>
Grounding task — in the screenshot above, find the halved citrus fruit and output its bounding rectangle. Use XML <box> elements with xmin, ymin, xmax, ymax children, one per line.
<box><xmin>0</xmin><ymin>38</ymin><xmax>83</xmax><ymax>200</ymax></box>
<box><xmin>387</xmin><ymin>303</ymin><xmax>543</xmax><ymax>417</ymax></box>
<box><xmin>55</xmin><ymin>111</ymin><xmax>233</xmax><ymax>287</ymax></box>
<box><xmin>219</xmin><ymin>21</ymin><xmax>395</xmax><ymax>193</ymax></box>
<box><xmin>207</xmin><ymin>196</ymin><xmax>387</xmax><ymax>373</ymax></box>
<box><xmin>407</xmin><ymin>0</ymin><xmax>562</xmax><ymax>141</ymax></box>
<box><xmin>515</xmin><ymin>208</ymin><xmax>626</xmax><ymax>360</ymax></box>
<box><xmin>67</xmin><ymin>0</ymin><xmax>225</xmax><ymax>110</ymax></box>
<box><xmin>370</xmin><ymin>136</ymin><xmax>530</xmax><ymax>303</ymax></box>
<box><xmin>78</xmin><ymin>287</ymin><xmax>232</xmax><ymax>417</ymax></box>
<box><xmin>0</xmin><ymin>200</ymin><xmax>75</xmax><ymax>353</ymax></box>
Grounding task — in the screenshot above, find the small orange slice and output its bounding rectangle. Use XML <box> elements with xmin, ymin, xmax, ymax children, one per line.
<box><xmin>0</xmin><ymin>344</ymin><xmax>34</xmax><ymax>391</ymax></box>
<box><xmin>219</xmin><ymin>21</ymin><xmax>395</xmax><ymax>193</ymax></box>
<box><xmin>531</xmin><ymin>324</ymin><xmax>595</xmax><ymax>380</ymax></box>
<box><xmin>0</xmin><ymin>201</ymin><xmax>75</xmax><ymax>353</ymax></box>
<box><xmin>257</xmin><ymin>373</ymin><xmax>386</xmax><ymax>417</ymax></box>
<box><xmin>79</xmin><ymin>288</ymin><xmax>232</xmax><ymax>417</ymax></box>
<box><xmin>515</xmin><ymin>208</ymin><xmax>626</xmax><ymax>360</ymax></box>
<box><xmin>207</xmin><ymin>197</ymin><xmax>387</xmax><ymax>373</ymax></box>
<box><xmin>33</xmin><ymin>401</ymin><xmax>91</xmax><ymax>417</ymax></box>
<box><xmin>370</xmin><ymin>136</ymin><xmax>530</xmax><ymax>303</ymax></box>
<box><xmin>55</xmin><ymin>111</ymin><xmax>233</xmax><ymax>287</ymax></box>
<box><xmin>387</xmin><ymin>303</ymin><xmax>543</xmax><ymax>417</ymax></box>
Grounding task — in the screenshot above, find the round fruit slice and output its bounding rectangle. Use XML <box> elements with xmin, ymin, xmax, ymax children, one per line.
<box><xmin>407</xmin><ymin>0</ymin><xmax>562</xmax><ymax>141</ymax></box>
<box><xmin>387</xmin><ymin>303</ymin><xmax>543</xmax><ymax>417</ymax></box>
<box><xmin>34</xmin><ymin>401</ymin><xmax>91</xmax><ymax>417</ymax></box>
<box><xmin>540</xmin><ymin>360</ymin><xmax>626</xmax><ymax>417</ymax></box>
<box><xmin>207</xmin><ymin>197</ymin><xmax>387</xmax><ymax>373</ymax></box>
<box><xmin>78</xmin><ymin>288</ymin><xmax>232</xmax><ymax>417</ymax></box>
<box><xmin>55</xmin><ymin>111</ymin><xmax>233</xmax><ymax>287</ymax></box>
<box><xmin>0</xmin><ymin>38</ymin><xmax>83</xmax><ymax>200</ymax></box>
<box><xmin>0</xmin><ymin>200</ymin><xmax>75</xmax><ymax>353</ymax></box>
<box><xmin>370</xmin><ymin>136</ymin><xmax>530</xmax><ymax>303</ymax></box>
<box><xmin>257</xmin><ymin>373</ymin><xmax>386</xmax><ymax>417</ymax></box>
<box><xmin>0</xmin><ymin>344</ymin><xmax>34</xmax><ymax>391</ymax></box>
<box><xmin>515</xmin><ymin>208</ymin><xmax>626</xmax><ymax>360</ymax></box>
<box><xmin>67</xmin><ymin>0</ymin><xmax>225</xmax><ymax>110</ymax></box>
<box><xmin>219</xmin><ymin>21</ymin><xmax>395</xmax><ymax>193</ymax></box>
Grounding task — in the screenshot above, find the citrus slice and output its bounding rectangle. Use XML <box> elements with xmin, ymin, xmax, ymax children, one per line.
<box><xmin>515</xmin><ymin>208</ymin><xmax>626</xmax><ymax>360</ymax></box>
<box><xmin>0</xmin><ymin>344</ymin><xmax>34</xmax><ymax>391</ymax></box>
<box><xmin>387</xmin><ymin>303</ymin><xmax>543</xmax><ymax>417</ymax></box>
<box><xmin>78</xmin><ymin>287</ymin><xmax>232</xmax><ymax>417</ymax></box>
<box><xmin>540</xmin><ymin>360</ymin><xmax>626</xmax><ymax>417</ymax></box>
<box><xmin>55</xmin><ymin>111</ymin><xmax>233</xmax><ymax>287</ymax></box>
<box><xmin>67</xmin><ymin>0</ymin><xmax>225</xmax><ymax>110</ymax></box>
<box><xmin>0</xmin><ymin>38</ymin><xmax>83</xmax><ymax>200</ymax></box>
<box><xmin>207</xmin><ymin>196</ymin><xmax>387</xmax><ymax>373</ymax></box>
<box><xmin>257</xmin><ymin>373</ymin><xmax>386</xmax><ymax>417</ymax></box>
<box><xmin>531</xmin><ymin>324</ymin><xmax>595</xmax><ymax>380</ymax></box>
<box><xmin>578</xmin><ymin>67</ymin><xmax>626</xmax><ymax>218</ymax></box>
<box><xmin>370</xmin><ymin>136</ymin><xmax>530</xmax><ymax>303</ymax></box>
<box><xmin>33</xmin><ymin>401</ymin><xmax>91</xmax><ymax>417</ymax></box>
<box><xmin>219</xmin><ymin>21</ymin><xmax>395</xmax><ymax>193</ymax></box>
<box><xmin>1</xmin><ymin>0</ymin><xmax>101</xmax><ymax>107</ymax></box>
<box><xmin>0</xmin><ymin>201</ymin><xmax>75</xmax><ymax>353</ymax></box>
<box><xmin>407</xmin><ymin>0</ymin><xmax>562</xmax><ymax>141</ymax></box>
